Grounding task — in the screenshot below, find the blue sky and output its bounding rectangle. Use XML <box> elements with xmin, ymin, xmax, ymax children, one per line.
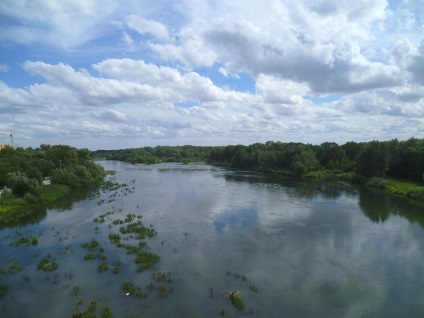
<box><xmin>0</xmin><ymin>0</ymin><xmax>423</xmax><ymax>150</ymax></box>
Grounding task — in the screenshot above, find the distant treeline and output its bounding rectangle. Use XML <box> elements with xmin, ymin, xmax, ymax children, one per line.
<box><xmin>0</xmin><ymin>144</ymin><xmax>106</xmax><ymax>205</ymax></box>
<box><xmin>91</xmin><ymin>138</ymin><xmax>424</xmax><ymax>182</ymax></box>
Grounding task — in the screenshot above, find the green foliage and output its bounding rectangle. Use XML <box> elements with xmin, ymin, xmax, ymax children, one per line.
<box><xmin>37</xmin><ymin>253</ymin><xmax>59</xmax><ymax>272</ymax></box>
<box><xmin>152</xmin><ymin>271</ymin><xmax>172</xmax><ymax>282</ymax></box>
<box><xmin>5</xmin><ymin>171</ymin><xmax>40</xmax><ymax>197</ymax></box>
<box><xmin>229</xmin><ymin>293</ymin><xmax>245</xmax><ymax>311</ymax></box>
<box><xmin>158</xmin><ymin>285</ymin><xmax>172</xmax><ymax>298</ymax></box>
<box><xmin>122</xmin><ymin>282</ymin><xmax>147</xmax><ymax>298</ymax></box>
<box><xmin>134</xmin><ymin>251</ymin><xmax>160</xmax><ymax>272</ymax></box>
<box><xmin>0</xmin><ymin>284</ymin><xmax>8</xmax><ymax>299</ymax></box>
<box><xmin>356</xmin><ymin>141</ymin><xmax>389</xmax><ymax>177</ymax></box>
<box><xmin>367</xmin><ymin>177</ymin><xmax>389</xmax><ymax>189</ymax></box>
<box><xmin>0</xmin><ymin>145</ymin><xmax>105</xmax><ymax>209</ymax></box>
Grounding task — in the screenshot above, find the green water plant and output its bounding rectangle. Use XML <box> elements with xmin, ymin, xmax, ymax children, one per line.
<box><xmin>152</xmin><ymin>271</ymin><xmax>172</xmax><ymax>283</ymax></box>
<box><xmin>229</xmin><ymin>293</ymin><xmax>245</xmax><ymax>311</ymax></box>
<box><xmin>122</xmin><ymin>282</ymin><xmax>147</xmax><ymax>299</ymax></box>
<box><xmin>0</xmin><ymin>284</ymin><xmax>8</xmax><ymax>299</ymax></box>
<box><xmin>37</xmin><ymin>253</ymin><xmax>59</xmax><ymax>272</ymax></box>
<box><xmin>158</xmin><ymin>285</ymin><xmax>172</xmax><ymax>298</ymax></box>
<box><xmin>134</xmin><ymin>251</ymin><xmax>159</xmax><ymax>272</ymax></box>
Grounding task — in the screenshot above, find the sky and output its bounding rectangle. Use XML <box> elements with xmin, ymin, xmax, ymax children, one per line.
<box><xmin>0</xmin><ymin>0</ymin><xmax>423</xmax><ymax>150</ymax></box>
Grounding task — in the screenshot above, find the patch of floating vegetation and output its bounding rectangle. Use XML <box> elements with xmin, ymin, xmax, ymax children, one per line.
<box><xmin>71</xmin><ymin>298</ymin><xmax>114</xmax><ymax>318</ymax></box>
<box><xmin>152</xmin><ymin>271</ymin><xmax>172</xmax><ymax>283</ymax></box>
<box><xmin>37</xmin><ymin>253</ymin><xmax>59</xmax><ymax>272</ymax></box>
<box><xmin>229</xmin><ymin>293</ymin><xmax>245</xmax><ymax>311</ymax></box>
<box><xmin>107</xmin><ymin>215</ymin><xmax>160</xmax><ymax>271</ymax></box>
<box><xmin>158</xmin><ymin>285</ymin><xmax>173</xmax><ymax>298</ymax></box>
<box><xmin>9</xmin><ymin>236</ymin><xmax>38</xmax><ymax>247</ymax></box>
<box><xmin>0</xmin><ymin>284</ymin><xmax>8</xmax><ymax>299</ymax></box>
<box><xmin>122</xmin><ymin>282</ymin><xmax>147</xmax><ymax>299</ymax></box>
<box><xmin>213</xmin><ymin>271</ymin><xmax>261</xmax><ymax>313</ymax></box>
<box><xmin>0</xmin><ymin>261</ymin><xmax>23</xmax><ymax>274</ymax></box>
<box><xmin>71</xmin><ymin>285</ymin><xmax>81</xmax><ymax>296</ymax></box>
<box><xmin>135</xmin><ymin>251</ymin><xmax>160</xmax><ymax>272</ymax></box>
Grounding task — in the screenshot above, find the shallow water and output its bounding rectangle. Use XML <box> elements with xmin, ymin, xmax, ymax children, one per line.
<box><xmin>1</xmin><ymin>161</ymin><xmax>424</xmax><ymax>317</ymax></box>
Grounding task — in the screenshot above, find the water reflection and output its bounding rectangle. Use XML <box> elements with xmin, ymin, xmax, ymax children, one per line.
<box><xmin>358</xmin><ymin>187</ymin><xmax>424</xmax><ymax>227</ymax></box>
<box><xmin>213</xmin><ymin>205</ymin><xmax>258</xmax><ymax>232</ymax></box>
<box><xmin>1</xmin><ymin>161</ymin><xmax>424</xmax><ymax>318</ymax></box>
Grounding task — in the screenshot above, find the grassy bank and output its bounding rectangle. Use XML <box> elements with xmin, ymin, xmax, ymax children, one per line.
<box><xmin>0</xmin><ymin>184</ymin><xmax>70</xmax><ymax>214</ymax></box>
<box><xmin>367</xmin><ymin>177</ymin><xmax>424</xmax><ymax>200</ymax></box>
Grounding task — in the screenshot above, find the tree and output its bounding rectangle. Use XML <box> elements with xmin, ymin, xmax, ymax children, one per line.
<box><xmin>6</xmin><ymin>171</ymin><xmax>39</xmax><ymax>197</ymax></box>
<box><xmin>356</xmin><ymin>141</ymin><xmax>389</xmax><ymax>177</ymax></box>
<box><xmin>291</xmin><ymin>149</ymin><xmax>320</xmax><ymax>177</ymax></box>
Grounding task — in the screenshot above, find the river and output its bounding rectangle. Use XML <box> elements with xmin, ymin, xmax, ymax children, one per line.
<box><xmin>1</xmin><ymin>161</ymin><xmax>424</xmax><ymax>317</ymax></box>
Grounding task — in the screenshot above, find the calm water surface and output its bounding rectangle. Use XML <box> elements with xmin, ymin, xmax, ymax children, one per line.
<box><xmin>1</xmin><ymin>161</ymin><xmax>424</xmax><ymax>317</ymax></box>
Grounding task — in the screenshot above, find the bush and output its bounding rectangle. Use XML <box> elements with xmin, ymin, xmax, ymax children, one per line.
<box><xmin>6</xmin><ymin>172</ymin><xmax>40</xmax><ymax>197</ymax></box>
<box><xmin>367</xmin><ymin>177</ymin><xmax>388</xmax><ymax>189</ymax></box>
<box><xmin>407</xmin><ymin>188</ymin><xmax>424</xmax><ymax>200</ymax></box>
<box><xmin>0</xmin><ymin>187</ymin><xmax>14</xmax><ymax>200</ymax></box>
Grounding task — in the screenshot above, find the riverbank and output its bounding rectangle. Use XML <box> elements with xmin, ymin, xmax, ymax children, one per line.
<box><xmin>366</xmin><ymin>177</ymin><xmax>424</xmax><ymax>200</ymax></box>
<box><xmin>0</xmin><ymin>184</ymin><xmax>70</xmax><ymax>214</ymax></box>
<box><xmin>224</xmin><ymin>165</ymin><xmax>424</xmax><ymax>201</ymax></box>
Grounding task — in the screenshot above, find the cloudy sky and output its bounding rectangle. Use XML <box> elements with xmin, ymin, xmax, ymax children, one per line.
<box><xmin>0</xmin><ymin>0</ymin><xmax>423</xmax><ymax>150</ymax></box>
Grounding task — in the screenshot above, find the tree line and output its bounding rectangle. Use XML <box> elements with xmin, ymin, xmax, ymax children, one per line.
<box><xmin>0</xmin><ymin>144</ymin><xmax>106</xmax><ymax>205</ymax></box>
<box><xmin>91</xmin><ymin>138</ymin><xmax>424</xmax><ymax>182</ymax></box>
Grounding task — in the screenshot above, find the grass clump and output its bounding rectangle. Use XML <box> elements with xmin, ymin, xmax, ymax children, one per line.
<box><xmin>158</xmin><ymin>285</ymin><xmax>173</xmax><ymax>298</ymax></box>
<box><xmin>37</xmin><ymin>253</ymin><xmax>59</xmax><ymax>272</ymax></box>
<box><xmin>134</xmin><ymin>251</ymin><xmax>159</xmax><ymax>272</ymax></box>
<box><xmin>122</xmin><ymin>282</ymin><xmax>147</xmax><ymax>299</ymax></box>
<box><xmin>0</xmin><ymin>284</ymin><xmax>8</xmax><ymax>299</ymax></box>
<box><xmin>9</xmin><ymin>236</ymin><xmax>39</xmax><ymax>247</ymax></box>
<box><xmin>71</xmin><ymin>299</ymin><xmax>113</xmax><ymax>318</ymax></box>
<box><xmin>81</xmin><ymin>240</ymin><xmax>100</xmax><ymax>252</ymax></box>
<box><xmin>108</xmin><ymin>233</ymin><xmax>121</xmax><ymax>244</ymax></box>
<box><xmin>152</xmin><ymin>271</ymin><xmax>172</xmax><ymax>283</ymax></box>
<box><xmin>229</xmin><ymin>293</ymin><xmax>245</xmax><ymax>311</ymax></box>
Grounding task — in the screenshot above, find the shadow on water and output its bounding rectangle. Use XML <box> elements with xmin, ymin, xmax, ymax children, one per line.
<box><xmin>358</xmin><ymin>186</ymin><xmax>424</xmax><ymax>227</ymax></box>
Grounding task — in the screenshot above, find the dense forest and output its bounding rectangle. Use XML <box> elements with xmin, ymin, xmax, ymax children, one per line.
<box><xmin>1</xmin><ymin>139</ymin><xmax>423</xmax><ymax>206</ymax></box>
<box><xmin>0</xmin><ymin>144</ymin><xmax>106</xmax><ymax>207</ymax></box>
<box><xmin>92</xmin><ymin>138</ymin><xmax>424</xmax><ymax>181</ymax></box>
<box><xmin>92</xmin><ymin>138</ymin><xmax>424</xmax><ymax>200</ymax></box>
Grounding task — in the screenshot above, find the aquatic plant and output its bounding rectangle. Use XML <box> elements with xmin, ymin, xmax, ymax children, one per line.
<box><xmin>152</xmin><ymin>271</ymin><xmax>172</xmax><ymax>283</ymax></box>
<box><xmin>122</xmin><ymin>282</ymin><xmax>147</xmax><ymax>299</ymax></box>
<box><xmin>6</xmin><ymin>261</ymin><xmax>23</xmax><ymax>274</ymax></box>
<box><xmin>71</xmin><ymin>285</ymin><xmax>81</xmax><ymax>296</ymax></box>
<box><xmin>37</xmin><ymin>253</ymin><xmax>59</xmax><ymax>272</ymax></box>
<box><xmin>31</xmin><ymin>237</ymin><xmax>38</xmax><ymax>245</ymax></box>
<box><xmin>249</xmin><ymin>284</ymin><xmax>259</xmax><ymax>293</ymax></box>
<box><xmin>0</xmin><ymin>284</ymin><xmax>8</xmax><ymax>299</ymax></box>
<box><xmin>108</xmin><ymin>233</ymin><xmax>121</xmax><ymax>244</ymax></box>
<box><xmin>81</xmin><ymin>240</ymin><xmax>100</xmax><ymax>251</ymax></box>
<box><xmin>100</xmin><ymin>307</ymin><xmax>114</xmax><ymax>318</ymax></box>
<box><xmin>229</xmin><ymin>293</ymin><xmax>245</xmax><ymax>311</ymax></box>
<box><xmin>71</xmin><ymin>298</ymin><xmax>109</xmax><ymax>318</ymax></box>
<box><xmin>98</xmin><ymin>261</ymin><xmax>109</xmax><ymax>273</ymax></box>
<box><xmin>9</xmin><ymin>236</ymin><xmax>38</xmax><ymax>247</ymax></box>
<box><xmin>158</xmin><ymin>285</ymin><xmax>172</xmax><ymax>298</ymax></box>
<box><xmin>134</xmin><ymin>251</ymin><xmax>159</xmax><ymax>272</ymax></box>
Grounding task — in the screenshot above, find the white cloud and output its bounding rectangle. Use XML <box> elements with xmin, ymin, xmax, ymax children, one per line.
<box><xmin>124</xmin><ymin>14</ymin><xmax>170</xmax><ymax>40</ymax></box>
<box><xmin>0</xmin><ymin>0</ymin><xmax>423</xmax><ymax>148</ymax></box>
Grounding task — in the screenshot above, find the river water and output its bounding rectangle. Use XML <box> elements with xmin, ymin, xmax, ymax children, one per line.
<box><xmin>1</xmin><ymin>161</ymin><xmax>424</xmax><ymax>317</ymax></box>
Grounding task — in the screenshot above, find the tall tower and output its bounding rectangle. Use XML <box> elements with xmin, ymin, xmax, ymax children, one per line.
<box><xmin>10</xmin><ymin>131</ymin><xmax>13</xmax><ymax>149</ymax></box>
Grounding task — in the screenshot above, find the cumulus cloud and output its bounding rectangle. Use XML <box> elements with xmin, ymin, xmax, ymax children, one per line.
<box><xmin>0</xmin><ymin>0</ymin><xmax>119</xmax><ymax>48</ymax></box>
<box><xmin>124</xmin><ymin>14</ymin><xmax>170</xmax><ymax>40</ymax></box>
<box><xmin>0</xmin><ymin>0</ymin><xmax>423</xmax><ymax>147</ymax></box>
